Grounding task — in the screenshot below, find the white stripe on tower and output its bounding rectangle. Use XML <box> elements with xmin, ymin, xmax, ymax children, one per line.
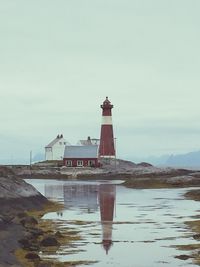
<box><xmin>102</xmin><ymin>116</ymin><xmax>112</xmax><ymax>125</ymax></box>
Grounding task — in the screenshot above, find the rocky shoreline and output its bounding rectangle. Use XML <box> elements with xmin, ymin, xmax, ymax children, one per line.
<box><xmin>1</xmin><ymin>162</ymin><xmax>200</xmax><ymax>267</ymax></box>
<box><xmin>173</xmin><ymin>189</ymin><xmax>200</xmax><ymax>265</ymax></box>
<box><xmin>7</xmin><ymin>158</ymin><xmax>200</xmax><ymax>188</ymax></box>
<box><xmin>0</xmin><ymin>167</ymin><xmax>49</xmax><ymax>267</ymax></box>
<box><xmin>0</xmin><ymin>166</ymin><xmax>96</xmax><ymax>267</ymax></box>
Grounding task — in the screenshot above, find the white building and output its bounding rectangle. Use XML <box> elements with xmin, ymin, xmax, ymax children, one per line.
<box><xmin>45</xmin><ymin>134</ymin><xmax>69</xmax><ymax>161</ymax></box>
<box><xmin>77</xmin><ymin>136</ymin><xmax>100</xmax><ymax>146</ymax></box>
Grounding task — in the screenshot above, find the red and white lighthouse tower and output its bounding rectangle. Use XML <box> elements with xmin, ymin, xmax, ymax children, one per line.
<box><xmin>99</xmin><ymin>97</ymin><xmax>115</xmax><ymax>158</ymax></box>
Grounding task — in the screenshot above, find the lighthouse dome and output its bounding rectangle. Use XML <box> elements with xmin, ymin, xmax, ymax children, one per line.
<box><xmin>101</xmin><ymin>97</ymin><xmax>113</xmax><ymax>109</ymax></box>
<box><xmin>103</xmin><ymin>96</ymin><xmax>111</xmax><ymax>105</ymax></box>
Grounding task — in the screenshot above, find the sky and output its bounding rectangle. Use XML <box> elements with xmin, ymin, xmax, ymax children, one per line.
<box><xmin>0</xmin><ymin>0</ymin><xmax>200</xmax><ymax>163</ymax></box>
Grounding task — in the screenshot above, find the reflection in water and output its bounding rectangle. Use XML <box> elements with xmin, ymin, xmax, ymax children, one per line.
<box><xmin>44</xmin><ymin>183</ymin><xmax>116</xmax><ymax>254</ymax></box>
<box><xmin>63</xmin><ymin>184</ymin><xmax>99</xmax><ymax>213</ymax></box>
<box><xmin>27</xmin><ymin>179</ymin><xmax>200</xmax><ymax>267</ymax></box>
<box><xmin>45</xmin><ymin>185</ymin><xmax>64</xmax><ymax>199</ymax></box>
<box><xmin>99</xmin><ymin>184</ymin><xmax>116</xmax><ymax>254</ymax></box>
<box><xmin>56</xmin><ymin>211</ymin><xmax>63</xmax><ymax>217</ymax></box>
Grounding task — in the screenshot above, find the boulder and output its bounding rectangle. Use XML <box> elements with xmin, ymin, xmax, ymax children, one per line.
<box><xmin>137</xmin><ymin>162</ymin><xmax>153</xmax><ymax>167</ymax></box>
<box><xmin>40</xmin><ymin>236</ymin><xmax>60</xmax><ymax>247</ymax></box>
<box><xmin>20</xmin><ymin>216</ymin><xmax>38</xmax><ymax>227</ymax></box>
<box><xmin>17</xmin><ymin>212</ymin><xmax>27</xmax><ymax>218</ymax></box>
<box><xmin>25</xmin><ymin>252</ymin><xmax>40</xmax><ymax>260</ymax></box>
<box><xmin>28</xmin><ymin>228</ymin><xmax>44</xmax><ymax>238</ymax></box>
<box><xmin>18</xmin><ymin>238</ymin><xmax>39</xmax><ymax>251</ymax></box>
<box><xmin>38</xmin><ymin>262</ymin><xmax>52</xmax><ymax>267</ymax></box>
<box><xmin>193</xmin><ymin>234</ymin><xmax>200</xmax><ymax>240</ymax></box>
<box><xmin>55</xmin><ymin>231</ymin><xmax>64</xmax><ymax>238</ymax></box>
<box><xmin>175</xmin><ymin>254</ymin><xmax>190</xmax><ymax>260</ymax></box>
<box><xmin>18</xmin><ymin>238</ymin><xmax>31</xmax><ymax>249</ymax></box>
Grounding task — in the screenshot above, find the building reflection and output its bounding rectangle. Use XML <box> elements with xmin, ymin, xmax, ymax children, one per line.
<box><xmin>44</xmin><ymin>183</ymin><xmax>99</xmax><ymax>212</ymax></box>
<box><xmin>44</xmin><ymin>184</ymin><xmax>64</xmax><ymax>199</ymax></box>
<box><xmin>44</xmin><ymin>182</ymin><xmax>116</xmax><ymax>253</ymax></box>
<box><xmin>63</xmin><ymin>184</ymin><xmax>99</xmax><ymax>213</ymax></box>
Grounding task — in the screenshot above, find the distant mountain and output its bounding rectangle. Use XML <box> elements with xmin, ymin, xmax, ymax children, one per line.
<box><xmin>137</xmin><ymin>154</ymin><xmax>170</xmax><ymax>166</ymax></box>
<box><xmin>165</xmin><ymin>150</ymin><xmax>200</xmax><ymax>168</ymax></box>
<box><xmin>133</xmin><ymin>150</ymin><xmax>200</xmax><ymax>169</ymax></box>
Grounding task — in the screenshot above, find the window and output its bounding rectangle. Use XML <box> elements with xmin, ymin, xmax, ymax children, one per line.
<box><xmin>66</xmin><ymin>160</ymin><xmax>72</xmax><ymax>167</ymax></box>
<box><xmin>64</xmin><ymin>142</ymin><xmax>66</xmax><ymax>145</ymax></box>
<box><xmin>77</xmin><ymin>160</ymin><xmax>83</xmax><ymax>167</ymax></box>
<box><xmin>88</xmin><ymin>160</ymin><xmax>95</xmax><ymax>167</ymax></box>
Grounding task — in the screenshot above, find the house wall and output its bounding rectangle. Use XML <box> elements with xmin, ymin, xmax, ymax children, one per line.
<box><xmin>63</xmin><ymin>158</ymin><xmax>99</xmax><ymax>167</ymax></box>
<box><xmin>45</xmin><ymin>138</ymin><xmax>66</xmax><ymax>161</ymax></box>
<box><xmin>45</xmin><ymin>147</ymin><xmax>53</xmax><ymax>161</ymax></box>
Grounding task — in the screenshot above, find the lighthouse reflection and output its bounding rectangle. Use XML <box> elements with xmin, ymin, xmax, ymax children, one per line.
<box><xmin>99</xmin><ymin>184</ymin><xmax>116</xmax><ymax>254</ymax></box>
<box><xmin>44</xmin><ymin>182</ymin><xmax>116</xmax><ymax>254</ymax></box>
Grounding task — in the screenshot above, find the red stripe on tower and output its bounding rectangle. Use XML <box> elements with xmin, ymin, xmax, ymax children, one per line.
<box><xmin>99</xmin><ymin>97</ymin><xmax>115</xmax><ymax>158</ymax></box>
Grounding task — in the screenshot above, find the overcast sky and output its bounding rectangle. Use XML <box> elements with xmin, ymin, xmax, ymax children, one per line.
<box><xmin>0</xmin><ymin>0</ymin><xmax>200</xmax><ymax>163</ymax></box>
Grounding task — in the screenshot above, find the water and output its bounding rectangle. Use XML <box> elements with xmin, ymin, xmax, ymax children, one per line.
<box><xmin>26</xmin><ymin>179</ymin><xmax>200</xmax><ymax>267</ymax></box>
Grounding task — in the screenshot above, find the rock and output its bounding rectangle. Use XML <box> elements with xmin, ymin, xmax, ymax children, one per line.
<box><xmin>193</xmin><ymin>234</ymin><xmax>200</xmax><ymax>240</ymax></box>
<box><xmin>0</xmin><ymin>214</ymin><xmax>15</xmax><ymax>224</ymax></box>
<box><xmin>0</xmin><ymin>170</ymin><xmax>49</xmax><ymax>267</ymax></box>
<box><xmin>0</xmin><ymin>218</ymin><xmax>6</xmax><ymax>230</ymax></box>
<box><xmin>18</xmin><ymin>238</ymin><xmax>39</xmax><ymax>251</ymax></box>
<box><xmin>175</xmin><ymin>254</ymin><xmax>190</xmax><ymax>260</ymax></box>
<box><xmin>28</xmin><ymin>228</ymin><xmax>44</xmax><ymax>238</ymax></box>
<box><xmin>20</xmin><ymin>216</ymin><xmax>38</xmax><ymax>227</ymax></box>
<box><xmin>38</xmin><ymin>262</ymin><xmax>52</xmax><ymax>267</ymax></box>
<box><xmin>0</xmin><ymin>174</ymin><xmax>49</xmax><ymax>217</ymax></box>
<box><xmin>17</xmin><ymin>212</ymin><xmax>27</xmax><ymax>218</ymax></box>
<box><xmin>25</xmin><ymin>252</ymin><xmax>40</xmax><ymax>260</ymax></box>
<box><xmin>40</xmin><ymin>236</ymin><xmax>60</xmax><ymax>247</ymax></box>
<box><xmin>55</xmin><ymin>231</ymin><xmax>63</xmax><ymax>238</ymax></box>
<box><xmin>0</xmin><ymin>166</ymin><xmax>14</xmax><ymax>177</ymax></box>
<box><xmin>0</xmin><ymin>174</ymin><xmax>46</xmax><ymax>200</ymax></box>
<box><xmin>18</xmin><ymin>238</ymin><xmax>31</xmax><ymax>249</ymax></box>
<box><xmin>137</xmin><ymin>162</ymin><xmax>153</xmax><ymax>167</ymax></box>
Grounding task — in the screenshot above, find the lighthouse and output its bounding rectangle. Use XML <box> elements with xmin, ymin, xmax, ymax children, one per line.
<box><xmin>99</xmin><ymin>97</ymin><xmax>115</xmax><ymax>158</ymax></box>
